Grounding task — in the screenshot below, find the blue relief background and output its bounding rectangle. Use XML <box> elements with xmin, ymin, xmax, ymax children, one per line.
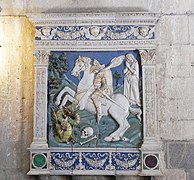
<box><xmin>50</xmin><ymin>151</ymin><xmax>140</xmax><ymax>171</ymax></box>
<box><xmin>36</xmin><ymin>25</ymin><xmax>154</xmax><ymax>41</ymax></box>
<box><xmin>47</xmin><ymin>50</ymin><xmax>143</xmax><ymax>148</ymax></box>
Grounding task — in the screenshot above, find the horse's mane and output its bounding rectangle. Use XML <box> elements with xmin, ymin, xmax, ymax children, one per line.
<box><xmin>76</xmin><ymin>56</ymin><xmax>104</xmax><ymax>72</ymax></box>
<box><xmin>76</xmin><ymin>56</ymin><xmax>92</xmax><ymax>63</ymax></box>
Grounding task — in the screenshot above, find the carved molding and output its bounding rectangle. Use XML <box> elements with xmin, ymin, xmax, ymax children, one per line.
<box><xmin>34</xmin><ymin>68</ymin><xmax>47</xmax><ymax>138</ymax></box>
<box><xmin>28</xmin><ymin>12</ymin><xmax>160</xmax><ymax>26</ymax></box>
<box><xmin>140</xmin><ymin>49</ymin><xmax>158</xmax><ymax>140</ymax></box>
<box><xmin>32</xmin><ymin>50</ymin><xmax>50</xmax><ymax>148</ymax></box>
<box><xmin>143</xmin><ymin>66</ymin><xmax>157</xmax><ymax>138</ymax></box>
<box><xmin>34</xmin><ymin>40</ymin><xmax>155</xmax><ymax>50</ymax></box>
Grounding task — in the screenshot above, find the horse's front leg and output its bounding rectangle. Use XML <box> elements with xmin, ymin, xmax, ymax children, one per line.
<box><xmin>59</xmin><ymin>95</ymin><xmax>78</xmax><ymax>109</ymax></box>
<box><xmin>55</xmin><ymin>87</ymin><xmax>76</xmax><ymax>106</ymax></box>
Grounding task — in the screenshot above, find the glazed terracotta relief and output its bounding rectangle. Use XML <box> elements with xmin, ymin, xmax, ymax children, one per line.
<box><xmin>28</xmin><ymin>13</ymin><xmax>161</xmax><ymax>176</ymax></box>
<box><xmin>48</xmin><ymin>50</ymin><xmax>142</xmax><ymax>148</ymax></box>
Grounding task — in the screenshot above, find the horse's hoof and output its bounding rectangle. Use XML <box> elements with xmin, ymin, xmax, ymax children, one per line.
<box><xmin>96</xmin><ymin>115</ymin><xmax>102</xmax><ymax>123</ymax></box>
<box><xmin>104</xmin><ymin>136</ymin><xmax>120</xmax><ymax>142</ymax></box>
<box><xmin>122</xmin><ymin>137</ymin><xmax>129</xmax><ymax>141</ymax></box>
<box><xmin>55</xmin><ymin>100</ymin><xmax>60</xmax><ymax>106</ymax></box>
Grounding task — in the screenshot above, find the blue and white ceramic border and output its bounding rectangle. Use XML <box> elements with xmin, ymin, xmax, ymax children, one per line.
<box><xmin>35</xmin><ymin>25</ymin><xmax>155</xmax><ymax>41</ymax></box>
<box><xmin>49</xmin><ymin>148</ymin><xmax>140</xmax><ymax>175</ymax></box>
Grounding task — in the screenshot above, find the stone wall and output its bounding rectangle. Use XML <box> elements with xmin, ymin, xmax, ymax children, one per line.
<box><xmin>0</xmin><ymin>16</ymin><xmax>35</xmax><ymax>179</ymax></box>
<box><xmin>154</xmin><ymin>2</ymin><xmax>194</xmax><ymax>180</ymax></box>
<box><xmin>0</xmin><ymin>0</ymin><xmax>194</xmax><ymax>180</ymax></box>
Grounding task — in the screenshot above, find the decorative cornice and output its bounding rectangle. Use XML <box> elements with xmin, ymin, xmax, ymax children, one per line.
<box><xmin>28</xmin><ymin>12</ymin><xmax>160</xmax><ymax>26</ymax></box>
<box><xmin>34</xmin><ymin>40</ymin><xmax>156</xmax><ymax>51</ymax></box>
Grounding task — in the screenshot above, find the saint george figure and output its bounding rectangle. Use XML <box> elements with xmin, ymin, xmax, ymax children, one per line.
<box><xmin>124</xmin><ymin>54</ymin><xmax>141</xmax><ymax>106</ymax></box>
<box><xmin>90</xmin><ymin>60</ymin><xmax>113</xmax><ymax>123</ymax></box>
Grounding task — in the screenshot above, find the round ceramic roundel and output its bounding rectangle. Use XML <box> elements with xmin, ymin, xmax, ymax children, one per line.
<box><xmin>32</xmin><ymin>153</ymin><xmax>47</xmax><ymax>168</ymax></box>
<box><xmin>144</xmin><ymin>154</ymin><xmax>159</xmax><ymax>170</ymax></box>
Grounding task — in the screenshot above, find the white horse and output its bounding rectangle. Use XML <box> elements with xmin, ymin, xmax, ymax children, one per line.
<box><xmin>55</xmin><ymin>56</ymin><xmax>131</xmax><ymax>142</ymax></box>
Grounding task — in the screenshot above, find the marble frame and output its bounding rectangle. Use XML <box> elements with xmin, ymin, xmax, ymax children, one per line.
<box><xmin>28</xmin><ymin>12</ymin><xmax>162</xmax><ymax>176</ymax></box>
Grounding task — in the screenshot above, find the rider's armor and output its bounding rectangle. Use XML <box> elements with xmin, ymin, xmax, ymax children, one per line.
<box><xmin>91</xmin><ymin>70</ymin><xmax>113</xmax><ymax>123</ymax></box>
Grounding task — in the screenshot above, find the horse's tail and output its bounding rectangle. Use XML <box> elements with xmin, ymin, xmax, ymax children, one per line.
<box><xmin>129</xmin><ymin>105</ymin><xmax>142</xmax><ymax>121</ymax></box>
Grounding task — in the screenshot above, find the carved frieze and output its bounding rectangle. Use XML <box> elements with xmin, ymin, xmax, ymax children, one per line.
<box><xmin>35</xmin><ymin>25</ymin><xmax>154</xmax><ymax>41</ymax></box>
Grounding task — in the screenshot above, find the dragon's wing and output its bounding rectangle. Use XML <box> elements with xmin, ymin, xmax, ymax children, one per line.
<box><xmin>51</xmin><ymin>107</ymin><xmax>59</xmax><ymax>123</ymax></box>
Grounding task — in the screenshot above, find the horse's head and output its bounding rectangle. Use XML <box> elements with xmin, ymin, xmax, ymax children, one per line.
<box><xmin>71</xmin><ymin>56</ymin><xmax>92</xmax><ymax>77</ymax></box>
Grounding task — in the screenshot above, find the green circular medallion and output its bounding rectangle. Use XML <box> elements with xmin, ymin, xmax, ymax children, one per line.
<box><xmin>33</xmin><ymin>154</ymin><xmax>46</xmax><ymax>168</ymax></box>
